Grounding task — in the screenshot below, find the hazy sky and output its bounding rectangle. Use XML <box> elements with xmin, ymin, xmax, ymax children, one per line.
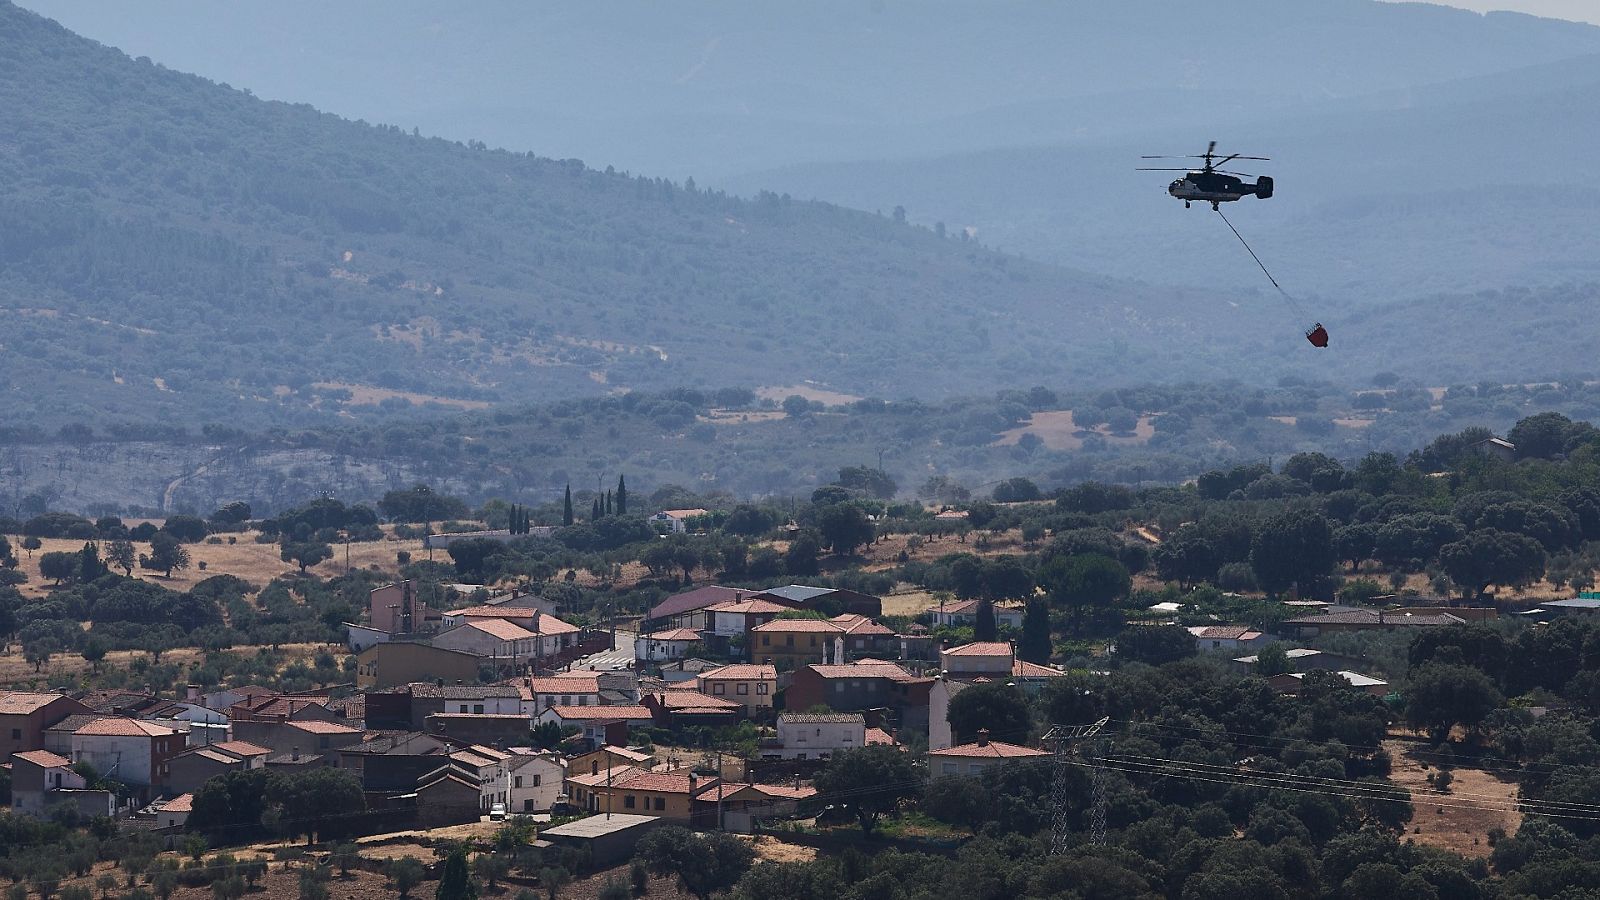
<box><xmin>1396</xmin><ymin>0</ymin><xmax>1600</xmax><ymax>26</ymax></box>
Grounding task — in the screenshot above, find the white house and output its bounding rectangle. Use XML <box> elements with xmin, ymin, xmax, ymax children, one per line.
<box><xmin>70</xmin><ymin>718</ymin><xmax>183</xmax><ymax>788</ymax></box>
<box><xmin>502</xmin><ymin>753</ymin><xmax>567</xmax><ymax>814</ymax></box>
<box><xmin>927</xmin><ymin>599</ymin><xmax>1025</xmax><ymax>630</ymax></box>
<box><xmin>634</xmin><ymin>628</ymin><xmax>702</xmax><ymax>662</ymax></box>
<box><xmin>9</xmin><ymin>750</ymin><xmax>88</xmax><ymax>816</ymax></box>
<box><xmin>535</xmin><ymin>705</ymin><xmax>654</xmax><ymax>745</ymax></box>
<box><xmin>705</xmin><ymin>598</ymin><xmax>793</xmax><ymax>637</ymax></box>
<box><xmin>156</xmin><ymin>793</ymin><xmax>193</xmax><ymax>829</ymax></box>
<box><xmin>928</xmin><ymin>732</ymin><xmax>1049</xmax><ymax>776</ymax></box>
<box><xmin>939</xmin><ymin>641</ymin><xmax>1014</xmax><ymax>676</ymax></box>
<box><xmin>524</xmin><ymin>675</ymin><xmax>604</xmax><ymax>713</ymax></box>
<box><xmin>649</xmin><ymin>509</ymin><xmax>708</xmax><ymax>534</ymax></box>
<box><xmin>432</xmin><ymin>618</ymin><xmax>540</xmax><ymax>663</ymax></box>
<box><xmin>1187</xmin><ymin>625</ymin><xmax>1269</xmax><ymax>653</ymax></box>
<box><xmin>762</xmin><ymin>713</ymin><xmax>867</xmax><ymax>760</ymax></box>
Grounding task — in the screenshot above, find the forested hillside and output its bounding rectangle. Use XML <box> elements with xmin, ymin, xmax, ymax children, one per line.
<box><xmin>0</xmin><ymin>1</ymin><xmax>1262</xmax><ymax>430</ymax></box>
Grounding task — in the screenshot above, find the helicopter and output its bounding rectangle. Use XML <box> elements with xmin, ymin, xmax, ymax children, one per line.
<box><xmin>1140</xmin><ymin>141</ymin><xmax>1273</xmax><ymax>210</ymax></box>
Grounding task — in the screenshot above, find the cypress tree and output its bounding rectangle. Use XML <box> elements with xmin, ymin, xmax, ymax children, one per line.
<box><xmin>592</xmin><ymin>497</ymin><xmax>602</xmax><ymax>520</ymax></box>
<box><xmin>616</xmin><ymin>475</ymin><xmax>627</xmax><ymax>515</ymax></box>
<box><xmin>605</xmin><ymin>490</ymin><xmax>613</xmax><ymax>516</ymax></box>
<box><xmin>975</xmin><ymin>597</ymin><xmax>998</xmax><ymax>642</ymax></box>
<box><xmin>1019</xmin><ymin>598</ymin><xmax>1053</xmax><ymax>664</ymax></box>
<box><xmin>563</xmin><ymin>486</ymin><xmax>573</xmax><ymax>526</ymax></box>
<box><xmin>434</xmin><ymin>847</ymin><xmax>477</xmax><ymax>900</ymax></box>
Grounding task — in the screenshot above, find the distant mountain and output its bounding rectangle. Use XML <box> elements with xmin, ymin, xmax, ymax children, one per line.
<box><xmin>17</xmin><ymin>0</ymin><xmax>1600</xmax><ymax>179</ymax></box>
<box><xmin>2</xmin><ymin>1</ymin><xmax>1310</xmax><ymax>431</ymax></box>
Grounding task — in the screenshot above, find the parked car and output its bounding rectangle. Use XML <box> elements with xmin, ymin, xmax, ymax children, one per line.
<box><xmin>489</xmin><ymin>803</ymin><xmax>506</xmax><ymax>821</ymax></box>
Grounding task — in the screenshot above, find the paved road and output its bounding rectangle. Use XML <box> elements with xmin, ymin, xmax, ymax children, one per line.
<box><xmin>568</xmin><ymin>630</ymin><xmax>635</xmax><ymax>671</ymax></box>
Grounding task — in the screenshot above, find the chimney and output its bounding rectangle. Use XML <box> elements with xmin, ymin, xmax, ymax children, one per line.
<box><xmin>976</xmin><ymin>728</ymin><xmax>990</xmax><ymax>747</ymax></box>
<box><xmin>291</xmin><ymin>746</ymin><xmax>300</xmax><ymax>762</ymax></box>
<box><xmin>185</xmin><ymin>684</ymin><xmax>200</xmax><ymax>703</ymax></box>
<box><xmin>835</xmin><ymin>636</ymin><xmax>845</xmax><ymax>665</ymax></box>
<box><xmin>688</xmin><ymin>773</ymin><xmax>698</xmax><ymax>795</ymax></box>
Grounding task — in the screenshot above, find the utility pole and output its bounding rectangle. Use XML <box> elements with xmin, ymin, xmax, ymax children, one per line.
<box><xmin>1043</xmin><ymin>717</ymin><xmax>1110</xmax><ymax>853</ymax></box>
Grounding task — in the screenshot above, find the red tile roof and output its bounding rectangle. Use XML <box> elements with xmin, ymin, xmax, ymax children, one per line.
<box><xmin>12</xmin><ymin>749</ymin><xmax>71</xmax><ymax>768</ymax></box>
<box><xmin>1012</xmin><ymin>660</ymin><xmax>1065</xmax><ymax>678</ymax></box>
<box><xmin>751</xmin><ymin>618</ymin><xmax>844</xmax><ymax>634</ymax></box>
<box><xmin>160</xmin><ymin>793</ymin><xmax>194</xmax><ymax>813</ymax></box>
<box><xmin>544</xmin><ymin>705</ymin><xmax>652</xmax><ymax>721</ymax></box>
<box><xmin>0</xmin><ymin>692</ymin><xmax>73</xmax><ymax>715</ymax></box>
<box><xmin>698</xmin><ymin>664</ymin><xmax>777</xmax><ymax>681</ymax></box>
<box><xmin>865</xmin><ymin>728</ymin><xmax>896</xmax><ymax>746</ymax></box>
<box><xmin>707</xmin><ymin>598</ymin><xmax>794</xmax><ymax>615</ymax></box>
<box><xmin>831</xmin><ymin>614</ymin><xmax>894</xmax><ymax>636</ymax></box>
<box><xmin>211</xmin><ymin>741</ymin><xmax>271</xmax><ymax>758</ymax></box>
<box><xmin>74</xmin><ymin>718</ymin><xmax>175</xmax><ymax>737</ymax></box>
<box><xmin>287</xmin><ymin>720</ymin><xmax>361</xmax><ymax>735</ymax></box>
<box><xmin>646</xmin><ymin>628</ymin><xmax>703</xmax><ymax>642</ymax></box>
<box><xmin>806</xmin><ymin>662</ymin><xmax>920</xmax><ymax>682</ymax></box>
<box><xmin>461</xmin><ymin>618</ymin><xmax>538</xmax><ymax>641</ymax></box>
<box><xmin>943</xmin><ymin>642</ymin><xmax>1013</xmax><ymax>657</ymax></box>
<box><xmin>648</xmin><ymin>586</ymin><xmax>749</xmax><ymax>620</ymax></box>
<box><xmin>651</xmin><ymin>691</ymin><xmax>740</xmax><ymax>710</ymax></box>
<box><xmin>928</xmin><ymin>740</ymin><xmax>1048</xmax><ymax>759</ymax></box>
<box><xmin>528</xmin><ymin>676</ymin><xmax>601</xmax><ymax>694</ymax></box>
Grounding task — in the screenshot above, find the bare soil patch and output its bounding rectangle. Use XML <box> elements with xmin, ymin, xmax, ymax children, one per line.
<box><xmin>313</xmin><ymin>381</ymin><xmax>489</xmax><ymax>410</ymax></box>
<box><xmin>1384</xmin><ymin>738</ymin><xmax>1519</xmax><ymax>859</ymax></box>
<box><xmin>756</xmin><ymin>384</ymin><xmax>863</xmax><ymax>407</ymax></box>
<box><xmin>699</xmin><ymin>409</ymin><xmax>788</xmax><ymax>425</ymax></box>
<box><xmin>994</xmin><ymin>410</ymin><xmax>1155</xmax><ymax>451</ymax></box>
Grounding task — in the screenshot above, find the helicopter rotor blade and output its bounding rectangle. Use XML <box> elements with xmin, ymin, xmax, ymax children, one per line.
<box><xmin>1137</xmin><ymin>168</ymin><xmax>1194</xmax><ymax>172</ymax></box>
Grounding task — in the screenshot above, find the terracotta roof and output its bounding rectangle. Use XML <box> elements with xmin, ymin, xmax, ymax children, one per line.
<box><xmin>453</xmin><ymin>605</ymin><xmax>534</xmax><ymax>618</ymax></box>
<box><xmin>943</xmin><ymin>642</ymin><xmax>1013</xmax><ymax>657</ymax></box>
<box><xmin>529</xmin><ymin>676</ymin><xmax>602</xmax><ymax>694</ymax></box>
<box><xmin>48</xmin><ymin>714</ymin><xmax>108</xmax><ymax>733</ymax></box>
<box><xmin>408</xmin><ymin>683</ymin><xmax>523</xmax><ymax>700</ymax></box>
<box><xmin>707</xmin><ymin>598</ymin><xmax>794</xmax><ymax>615</ymax></box>
<box><xmin>831</xmin><ymin>614</ymin><xmax>895</xmax><ymax>636</ymax></box>
<box><xmin>287</xmin><ymin>720</ymin><xmax>361</xmax><ymax>735</ymax></box>
<box><xmin>544</xmin><ymin>705</ymin><xmax>652</xmax><ymax>721</ymax></box>
<box><xmin>779</xmin><ymin>713</ymin><xmax>864</xmax><ymax>725</ymax></box>
<box><xmin>751</xmin><ymin>618</ymin><xmax>844</xmax><ymax>634</ymax></box>
<box><xmin>185</xmin><ymin>748</ymin><xmax>240</xmax><ymax>764</ymax></box>
<box><xmin>698</xmin><ymin>664</ymin><xmax>777</xmax><ymax>681</ymax></box>
<box><xmin>1188</xmin><ymin>626</ymin><xmax>1263</xmax><ymax>641</ymax></box>
<box><xmin>12</xmin><ymin>749</ymin><xmax>72</xmax><ymax>768</ymax></box>
<box><xmin>611</xmin><ymin>771</ymin><xmax>700</xmax><ymax>794</ymax></box>
<box><xmin>652</xmin><ymin>691</ymin><xmax>740</xmax><ymax>710</ymax></box>
<box><xmin>458</xmin><ymin>618</ymin><xmax>538</xmax><ymax>641</ymax></box>
<box><xmin>646</xmin><ymin>628</ymin><xmax>703</xmax><ymax>642</ymax></box>
<box><xmin>160</xmin><ymin>793</ymin><xmax>194</xmax><ymax>813</ymax></box>
<box><xmin>649</xmin><ymin>586</ymin><xmax>749</xmax><ymax>620</ymax></box>
<box><xmin>0</xmin><ymin>692</ymin><xmax>74</xmax><ymax>715</ymax></box>
<box><xmin>865</xmin><ymin>727</ymin><xmax>896</xmax><ymax>746</ymax></box>
<box><xmin>567</xmin><ymin>765</ymin><xmax>644</xmax><ymax>788</ymax></box>
<box><xmin>346</xmin><ymin>732</ymin><xmax>449</xmax><ymax>756</ymax></box>
<box><xmin>805</xmin><ymin>662</ymin><xmax>921</xmax><ymax>682</ymax></box>
<box><xmin>1012</xmin><ymin>660</ymin><xmax>1065</xmax><ymax>678</ymax></box>
<box><xmin>928</xmin><ymin>740</ymin><xmax>1049</xmax><ymax>759</ymax></box>
<box><xmin>74</xmin><ymin>718</ymin><xmax>175</xmax><ymax>737</ymax></box>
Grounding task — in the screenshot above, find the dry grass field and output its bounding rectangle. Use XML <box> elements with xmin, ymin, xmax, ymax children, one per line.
<box><xmin>993</xmin><ymin>410</ymin><xmax>1156</xmax><ymax>451</ymax></box>
<box><xmin>1384</xmin><ymin>738</ymin><xmax>1519</xmax><ymax>859</ymax></box>
<box><xmin>9</xmin><ymin>531</ymin><xmax>426</xmax><ymax>600</ymax></box>
<box><xmin>756</xmin><ymin>383</ymin><xmax>864</xmax><ymax>406</ymax></box>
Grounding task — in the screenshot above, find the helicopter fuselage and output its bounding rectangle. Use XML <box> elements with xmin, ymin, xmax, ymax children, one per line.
<box><xmin>1168</xmin><ymin>171</ymin><xmax>1272</xmax><ymax>208</ymax></box>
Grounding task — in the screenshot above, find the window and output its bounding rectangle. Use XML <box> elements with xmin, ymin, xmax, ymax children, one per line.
<box><xmin>473</xmin><ymin>704</ymin><xmax>484</xmax><ymax>714</ymax></box>
<box><xmin>785</xmin><ymin>636</ymin><xmax>794</xmax><ymax>647</ymax></box>
<box><xmin>459</xmin><ymin>705</ymin><xmax>469</xmax><ymax>713</ymax></box>
<box><xmin>762</xmin><ymin>636</ymin><xmax>770</xmax><ymax>647</ymax></box>
<box><xmin>514</xmin><ymin>776</ymin><xmax>523</xmax><ymax>788</ymax></box>
<box><xmin>624</xmin><ymin>795</ymin><xmax>636</xmax><ymax>809</ymax></box>
<box><xmin>737</xmin><ymin>683</ymin><xmax>748</xmax><ymax>695</ymax></box>
<box><xmin>654</xmin><ymin>798</ymin><xmax>665</xmax><ymax>811</ymax></box>
<box><xmin>757</xmin><ymin>683</ymin><xmax>769</xmax><ymax>695</ymax></box>
<box><xmin>712</xmin><ymin>683</ymin><xmax>725</xmax><ymax>695</ymax></box>
<box><xmin>533</xmin><ymin>774</ymin><xmax>541</xmax><ymax>787</ymax></box>
<box><xmin>970</xmin><ymin>764</ymin><xmax>983</xmax><ymax>775</ymax></box>
<box><xmin>942</xmin><ymin>763</ymin><xmax>957</xmax><ymax>774</ymax></box>
<box><xmin>577</xmin><ymin>696</ymin><xmax>587</xmax><ymax>706</ymax></box>
<box><xmin>319</xmin><ymin>736</ymin><xmax>330</xmax><ymax>750</ymax></box>
<box><xmin>524</xmin><ymin>799</ymin><xmax>535</xmax><ymax>812</ymax></box>
<box><xmin>10</xmin><ymin>729</ymin><xmax>19</xmax><ymax>740</ymax></box>
<box><xmin>834</xmin><ymin>682</ymin><xmax>844</xmax><ymax>693</ymax></box>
